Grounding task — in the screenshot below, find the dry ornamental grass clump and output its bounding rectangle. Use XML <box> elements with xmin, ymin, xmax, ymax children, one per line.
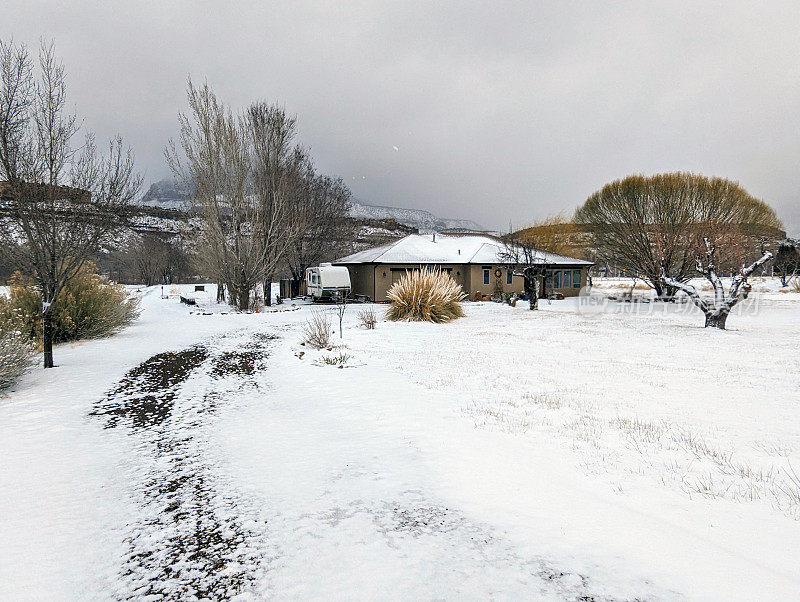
<box><xmin>386</xmin><ymin>266</ymin><xmax>466</xmax><ymax>323</ymax></box>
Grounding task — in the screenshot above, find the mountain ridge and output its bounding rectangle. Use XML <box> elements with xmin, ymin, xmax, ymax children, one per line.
<box><xmin>140</xmin><ymin>179</ymin><xmax>488</xmax><ymax>232</ymax></box>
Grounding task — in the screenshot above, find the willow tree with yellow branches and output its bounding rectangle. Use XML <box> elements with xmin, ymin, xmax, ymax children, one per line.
<box><xmin>574</xmin><ymin>172</ymin><xmax>783</xmax><ymax>300</ymax></box>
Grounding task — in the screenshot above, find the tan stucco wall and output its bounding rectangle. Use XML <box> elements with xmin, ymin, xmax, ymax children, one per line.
<box><xmin>467</xmin><ymin>265</ymin><xmax>525</xmax><ymax>299</ymax></box>
<box><xmin>345</xmin><ymin>264</ymin><xmax>376</xmax><ymax>299</ymax></box>
<box><xmin>373</xmin><ymin>264</ymin><xmax>469</xmax><ymax>300</ymax></box>
<box><xmin>339</xmin><ymin>263</ymin><xmax>588</xmax><ymax>301</ymax></box>
<box><xmin>467</xmin><ymin>265</ymin><xmax>589</xmax><ymax>299</ymax></box>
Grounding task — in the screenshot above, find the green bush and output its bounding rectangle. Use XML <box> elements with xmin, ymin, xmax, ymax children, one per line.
<box><xmin>0</xmin><ymin>262</ymin><xmax>140</xmax><ymax>348</ymax></box>
<box><xmin>386</xmin><ymin>266</ymin><xmax>466</xmax><ymax>323</ymax></box>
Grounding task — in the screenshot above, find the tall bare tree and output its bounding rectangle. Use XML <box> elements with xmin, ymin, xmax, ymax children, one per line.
<box><xmin>167</xmin><ymin>84</ymin><xmax>302</xmax><ymax>310</ymax></box>
<box><xmin>247</xmin><ymin>103</ymin><xmax>302</xmax><ymax>306</ymax></box>
<box><xmin>168</xmin><ymin>81</ymin><xmax>261</xmax><ymax>310</ymax></box>
<box><xmin>286</xmin><ymin>170</ymin><xmax>355</xmax><ymax>297</ymax></box>
<box><xmin>0</xmin><ymin>41</ymin><xmax>140</xmax><ymax>367</ymax></box>
<box><xmin>574</xmin><ymin>173</ymin><xmax>783</xmax><ymax>299</ymax></box>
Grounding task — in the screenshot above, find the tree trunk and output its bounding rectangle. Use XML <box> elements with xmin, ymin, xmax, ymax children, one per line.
<box><xmin>264</xmin><ymin>278</ymin><xmax>272</xmax><ymax>307</ymax></box>
<box><xmin>704</xmin><ymin>312</ymin><xmax>728</xmax><ymax>329</ymax></box>
<box><xmin>653</xmin><ymin>281</ymin><xmax>677</xmax><ymax>302</ymax></box>
<box><xmin>42</xmin><ymin>309</ymin><xmax>54</xmax><ymax>368</ymax></box>
<box><xmin>237</xmin><ymin>287</ymin><xmax>250</xmax><ymax>311</ymax></box>
<box><xmin>290</xmin><ymin>278</ymin><xmax>302</xmax><ymax>298</ymax></box>
<box><xmin>525</xmin><ymin>274</ymin><xmax>538</xmax><ymax>310</ymax></box>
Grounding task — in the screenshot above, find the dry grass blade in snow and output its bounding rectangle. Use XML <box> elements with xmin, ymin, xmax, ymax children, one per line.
<box><xmin>302</xmin><ymin>310</ymin><xmax>333</xmax><ymax>349</ymax></box>
<box><xmin>386</xmin><ymin>266</ymin><xmax>466</xmax><ymax>323</ymax></box>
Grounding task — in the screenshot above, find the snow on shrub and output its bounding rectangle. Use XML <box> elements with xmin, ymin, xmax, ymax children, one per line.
<box><xmin>0</xmin><ymin>262</ymin><xmax>140</xmax><ymax>347</ymax></box>
<box><xmin>386</xmin><ymin>266</ymin><xmax>466</xmax><ymax>323</ymax></box>
<box><xmin>301</xmin><ymin>310</ymin><xmax>333</xmax><ymax>349</ymax></box>
<box><xmin>0</xmin><ymin>328</ymin><xmax>33</xmax><ymax>390</ymax></box>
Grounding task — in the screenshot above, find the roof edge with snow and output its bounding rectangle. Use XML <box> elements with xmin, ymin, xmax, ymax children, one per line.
<box><xmin>334</xmin><ymin>234</ymin><xmax>593</xmax><ymax>266</ymax></box>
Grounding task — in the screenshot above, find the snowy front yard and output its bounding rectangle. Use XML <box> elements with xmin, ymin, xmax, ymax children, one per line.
<box><xmin>1</xmin><ymin>285</ymin><xmax>799</xmax><ymax>600</ymax></box>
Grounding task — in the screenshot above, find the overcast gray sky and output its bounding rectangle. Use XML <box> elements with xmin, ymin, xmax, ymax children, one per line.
<box><xmin>3</xmin><ymin>1</ymin><xmax>799</xmax><ymax>234</ymax></box>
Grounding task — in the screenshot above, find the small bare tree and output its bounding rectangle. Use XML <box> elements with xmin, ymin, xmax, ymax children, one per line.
<box><xmin>333</xmin><ymin>291</ymin><xmax>348</xmax><ymax>339</ymax></box>
<box><xmin>0</xmin><ymin>41</ymin><xmax>141</xmax><ymax>367</ymax></box>
<box><xmin>499</xmin><ymin>234</ymin><xmax>551</xmax><ymax>310</ymax></box>
<box><xmin>662</xmin><ymin>238</ymin><xmax>773</xmax><ymax>329</ymax></box>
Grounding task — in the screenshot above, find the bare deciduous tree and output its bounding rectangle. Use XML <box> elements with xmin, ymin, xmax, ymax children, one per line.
<box><xmin>512</xmin><ymin>214</ymin><xmax>587</xmax><ymax>259</ymax></box>
<box><xmin>499</xmin><ymin>233</ymin><xmax>552</xmax><ymax>310</ymax></box>
<box><xmin>128</xmin><ymin>233</ymin><xmax>191</xmax><ymax>286</ymax></box>
<box><xmin>663</xmin><ymin>238</ymin><xmax>773</xmax><ymax>329</ymax></box>
<box><xmin>168</xmin><ymin>83</ymin><xmax>257</xmax><ymax>310</ymax></box>
<box><xmin>334</xmin><ymin>290</ymin><xmax>347</xmax><ymax>339</ymax></box>
<box><xmin>0</xmin><ymin>40</ymin><xmax>141</xmax><ymax>367</ymax></box>
<box><xmin>248</xmin><ymin>103</ymin><xmax>303</xmax><ymax>306</ymax></box>
<box><xmin>167</xmin><ymin>84</ymin><xmax>304</xmax><ymax>311</ymax></box>
<box><xmin>286</xmin><ymin>171</ymin><xmax>355</xmax><ymax>298</ymax></box>
<box><xmin>773</xmin><ymin>239</ymin><xmax>799</xmax><ymax>287</ymax></box>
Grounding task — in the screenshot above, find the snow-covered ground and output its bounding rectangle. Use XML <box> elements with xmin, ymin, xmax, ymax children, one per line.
<box><xmin>1</xmin><ymin>284</ymin><xmax>799</xmax><ymax>600</ymax></box>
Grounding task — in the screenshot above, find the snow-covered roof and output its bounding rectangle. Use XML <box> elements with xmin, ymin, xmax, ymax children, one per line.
<box><xmin>334</xmin><ymin>234</ymin><xmax>593</xmax><ymax>266</ymax></box>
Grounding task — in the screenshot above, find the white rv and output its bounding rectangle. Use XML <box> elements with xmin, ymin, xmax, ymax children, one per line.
<box><xmin>305</xmin><ymin>263</ymin><xmax>351</xmax><ymax>301</ymax></box>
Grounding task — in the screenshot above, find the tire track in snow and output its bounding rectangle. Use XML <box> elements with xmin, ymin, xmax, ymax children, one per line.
<box><xmin>91</xmin><ymin>330</ymin><xmax>278</xmax><ymax>600</ymax></box>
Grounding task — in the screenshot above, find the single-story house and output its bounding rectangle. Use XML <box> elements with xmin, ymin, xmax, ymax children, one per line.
<box><xmin>334</xmin><ymin>233</ymin><xmax>593</xmax><ymax>301</ymax></box>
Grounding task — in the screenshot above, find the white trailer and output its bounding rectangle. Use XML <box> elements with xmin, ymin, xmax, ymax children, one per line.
<box><xmin>305</xmin><ymin>263</ymin><xmax>351</xmax><ymax>301</ymax></box>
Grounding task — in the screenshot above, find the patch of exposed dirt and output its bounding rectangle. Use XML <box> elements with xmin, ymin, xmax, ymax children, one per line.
<box><xmin>91</xmin><ymin>331</ymin><xmax>276</xmax><ymax>600</ymax></box>
<box><xmin>91</xmin><ymin>345</ymin><xmax>209</xmax><ymax>429</ymax></box>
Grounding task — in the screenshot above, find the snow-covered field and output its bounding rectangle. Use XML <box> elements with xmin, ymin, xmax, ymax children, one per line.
<box><xmin>1</xmin><ymin>283</ymin><xmax>799</xmax><ymax>600</ymax></box>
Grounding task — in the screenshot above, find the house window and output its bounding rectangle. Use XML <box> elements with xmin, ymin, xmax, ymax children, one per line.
<box><xmin>573</xmin><ymin>269</ymin><xmax>582</xmax><ymax>288</ymax></box>
<box><xmin>563</xmin><ymin>270</ymin><xmax>572</xmax><ymax>288</ymax></box>
<box><xmin>553</xmin><ymin>270</ymin><xmax>562</xmax><ymax>289</ymax></box>
<box><xmin>483</xmin><ymin>269</ymin><xmax>490</xmax><ymax>285</ymax></box>
<box><xmin>506</xmin><ymin>269</ymin><xmax>513</xmax><ymax>285</ymax></box>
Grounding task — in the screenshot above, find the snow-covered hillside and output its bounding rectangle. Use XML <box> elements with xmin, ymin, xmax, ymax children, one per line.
<box><xmin>140</xmin><ymin>179</ymin><xmax>190</xmax><ymax>211</ymax></box>
<box><xmin>140</xmin><ymin>179</ymin><xmax>487</xmax><ymax>233</ymax></box>
<box><xmin>349</xmin><ymin>199</ymin><xmax>487</xmax><ymax>232</ymax></box>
